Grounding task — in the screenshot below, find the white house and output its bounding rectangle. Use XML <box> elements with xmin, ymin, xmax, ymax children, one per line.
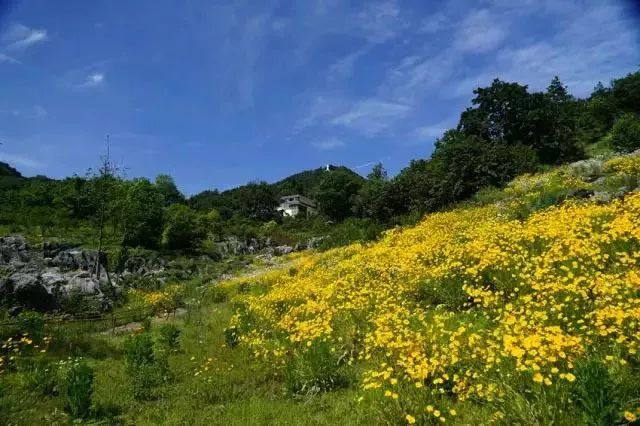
<box><xmin>277</xmin><ymin>194</ymin><xmax>318</xmax><ymax>217</ymax></box>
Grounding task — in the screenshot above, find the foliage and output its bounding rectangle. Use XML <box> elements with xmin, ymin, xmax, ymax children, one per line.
<box><xmin>157</xmin><ymin>323</ymin><xmax>181</xmax><ymax>351</ymax></box>
<box><xmin>155</xmin><ymin>174</ymin><xmax>186</xmax><ymax>206</ymax></box>
<box><xmin>610</xmin><ymin>113</ymin><xmax>640</xmax><ymax>153</ymax></box>
<box><xmin>15</xmin><ymin>310</ymin><xmax>45</xmax><ymax>340</ymax></box>
<box><xmin>162</xmin><ymin>203</ymin><xmax>205</xmax><ymax>250</ymax></box>
<box><xmin>124</xmin><ymin>332</ymin><xmax>169</xmax><ymax>400</ymax></box>
<box><xmin>314</xmin><ymin>169</ymin><xmax>364</xmax><ymax>221</ymax></box>
<box><xmin>122</xmin><ymin>178</ymin><xmax>165</xmax><ymax>248</ymax></box>
<box><xmin>60</xmin><ymin>358</ymin><xmax>94</xmax><ymax>418</ymax></box>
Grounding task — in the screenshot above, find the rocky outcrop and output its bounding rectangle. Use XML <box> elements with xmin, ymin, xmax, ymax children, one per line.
<box><xmin>0</xmin><ymin>235</ymin><xmax>118</xmax><ymax>313</ymax></box>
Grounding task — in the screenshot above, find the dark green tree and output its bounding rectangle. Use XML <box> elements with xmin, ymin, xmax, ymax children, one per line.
<box><xmin>354</xmin><ymin>163</ymin><xmax>391</xmax><ymax>221</ymax></box>
<box><xmin>610</xmin><ymin>113</ymin><xmax>640</xmax><ymax>153</ymax></box>
<box><xmin>162</xmin><ymin>204</ymin><xmax>204</xmax><ymax>250</ymax></box>
<box><xmin>122</xmin><ymin>178</ymin><xmax>164</xmax><ymax>248</ymax></box>
<box><xmin>314</xmin><ymin>169</ymin><xmax>363</xmax><ymax>221</ymax></box>
<box><xmin>155</xmin><ymin>174</ymin><xmax>185</xmax><ymax>207</ymax></box>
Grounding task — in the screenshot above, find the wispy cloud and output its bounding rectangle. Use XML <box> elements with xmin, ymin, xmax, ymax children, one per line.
<box><xmin>80</xmin><ymin>72</ymin><xmax>105</xmax><ymax>88</ymax></box>
<box><xmin>331</xmin><ymin>99</ymin><xmax>411</xmax><ymax>137</ymax></box>
<box><xmin>0</xmin><ymin>52</ymin><xmax>19</xmax><ymax>63</ymax></box>
<box><xmin>2</xmin><ymin>24</ymin><xmax>48</xmax><ymax>51</ymax></box>
<box><xmin>453</xmin><ymin>9</ymin><xmax>507</xmax><ymax>53</ymax></box>
<box><xmin>312</xmin><ymin>137</ymin><xmax>346</xmax><ymax>150</ymax></box>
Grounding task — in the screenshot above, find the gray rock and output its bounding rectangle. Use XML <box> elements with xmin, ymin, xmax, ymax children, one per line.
<box><xmin>275</xmin><ymin>245</ymin><xmax>293</xmax><ymax>255</ymax></box>
<box><xmin>306</xmin><ymin>236</ymin><xmax>326</xmax><ymax>249</ymax></box>
<box><xmin>0</xmin><ymin>235</ymin><xmax>31</xmax><ymax>265</ymax></box>
<box><xmin>10</xmin><ymin>272</ymin><xmax>56</xmax><ymax>310</ymax></box>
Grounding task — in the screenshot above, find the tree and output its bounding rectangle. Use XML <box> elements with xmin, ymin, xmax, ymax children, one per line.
<box><xmin>458</xmin><ymin>78</ymin><xmax>582</xmax><ymax>164</ymax></box>
<box><xmin>314</xmin><ymin>169</ymin><xmax>363</xmax><ymax>221</ymax></box>
<box><xmin>610</xmin><ymin>113</ymin><xmax>640</xmax><ymax>153</ymax></box>
<box><xmin>354</xmin><ymin>163</ymin><xmax>391</xmax><ymax>221</ymax></box>
<box><xmin>232</xmin><ymin>181</ymin><xmax>278</xmax><ymax>221</ymax></box>
<box><xmin>155</xmin><ymin>174</ymin><xmax>185</xmax><ymax>207</ymax></box>
<box><xmin>162</xmin><ymin>204</ymin><xmax>204</xmax><ymax>250</ymax></box>
<box><xmin>122</xmin><ymin>178</ymin><xmax>164</xmax><ymax>248</ymax></box>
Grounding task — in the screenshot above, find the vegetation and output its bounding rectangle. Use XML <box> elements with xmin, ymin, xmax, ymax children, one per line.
<box><xmin>1</xmin><ymin>69</ymin><xmax>640</xmax><ymax>424</ymax></box>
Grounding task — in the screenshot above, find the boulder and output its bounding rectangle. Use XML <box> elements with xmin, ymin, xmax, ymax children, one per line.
<box><xmin>0</xmin><ymin>235</ymin><xmax>31</xmax><ymax>266</ymax></box>
<box><xmin>275</xmin><ymin>245</ymin><xmax>294</xmax><ymax>256</ymax></box>
<box><xmin>10</xmin><ymin>272</ymin><xmax>56</xmax><ymax>311</ymax></box>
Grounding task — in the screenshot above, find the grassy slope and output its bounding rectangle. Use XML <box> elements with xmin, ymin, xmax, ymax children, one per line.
<box><xmin>3</xmin><ymin>150</ymin><xmax>640</xmax><ymax>425</ymax></box>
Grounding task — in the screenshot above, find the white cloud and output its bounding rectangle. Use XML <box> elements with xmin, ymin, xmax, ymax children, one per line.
<box><xmin>454</xmin><ymin>9</ymin><xmax>507</xmax><ymax>53</ymax></box>
<box><xmin>2</xmin><ymin>24</ymin><xmax>48</xmax><ymax>50</ymax></box>
<box><xmin>0</xmin><ymin>52</ymin><xmax>19</xmax><ymax>63</ymax></box>
<box><xmin>0</xmin><ymin>151</ymin><xmax>45</xmax><ymax>169</ymax></box>
<box><xmin>327</xmin><ymin>46</ymin><xmax>370</xmax><ymax>82</ymax></box>
<box><xmin>381</xmin><ymin>52</ymin><xmax>457</xmax><ymax>104</ymax></box>
<box><xmin>312</xmin><ymin>137</ymin><xmax>346</xmax><ymax>150</ymax></box>
<box><xmin>331</xmin><ymin>99</ymin><xmax>411</xmax><ymax>136</ymax></box>
<box><xmin>80</xmin><ymin>72</ymin><xmax>105</xmax><ymax>88</ymax></box>
<box><xmin>450</xmin><ymin>2</ymin><xmax>640</xmax><ymax>99</ymax></box>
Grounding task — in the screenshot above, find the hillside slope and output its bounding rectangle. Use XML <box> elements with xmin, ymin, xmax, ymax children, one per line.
<box><xmin>222</xmin><ymin>151</ymin><xmax>640</xmax><ymax>425</ymax></box>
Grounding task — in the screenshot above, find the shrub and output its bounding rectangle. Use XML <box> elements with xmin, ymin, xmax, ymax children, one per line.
<box><xmin>157</xmin><ymin>324</ymin><xmax>181</xmax><ymax>351</ymax></box>
<box><xmin>61</xmin><ymin>360</ymin><xmax>94</xmax><ymax>419</ymax></box>
<box><xmin>123</xmin><ymin>332</ymin><xmax>169</xmax><ymax>400</ymax></box>
<box><xmin>124</xmin><ymin>333</ymin><xmax>155</xmax><ymax>368</ymax></box>
<box><xmin>15</xmin><ymin>310</ymin><xmax>45</xmax><ymax>340</ymax></box>
<box><xmin>610</xmin><ymin>112</ymin><xmax>640</xmax><ymax>153</ymax></box>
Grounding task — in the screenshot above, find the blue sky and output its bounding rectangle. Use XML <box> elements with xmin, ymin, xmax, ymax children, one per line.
<box><xmin>0</xmin><ymin>0</ymin><xmax>639</xmax><ymax>195</ymax></box>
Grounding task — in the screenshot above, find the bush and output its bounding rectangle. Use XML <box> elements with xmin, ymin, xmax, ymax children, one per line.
<box><xmin>124</xmin><ymin>332</ymin><xmax>155</xmax><ymax>368</ymax></box>
<box><xmin>157</xmin><ymin>324</ymin><xmax>181</xmax><ymax>351</ymax></box>
<box><xmin>62</xmin><ymin>360</ymin><xmax>94</xmax><ymax>419</ymax></box>
<box><xmin>610</xmin><ymin>112</ymin><xmax>640</xmax><ymax>153</ymax></box>
<box><xmin>15</xmin><ymin>310</ymin><xmax>45</xmax><ymax>340</ymax></box>
<box><xmin>124</xmin><ymin>332</ymin><xmax>169</xmax><ymax>400</ymax></box>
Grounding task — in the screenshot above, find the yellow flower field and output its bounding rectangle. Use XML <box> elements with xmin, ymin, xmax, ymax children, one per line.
<box><xmin>223</xmin><ymin>154</ymin><xmax>640</xmax><ymax>424</ymax></box>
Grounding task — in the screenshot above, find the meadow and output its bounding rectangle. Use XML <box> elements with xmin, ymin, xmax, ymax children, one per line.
<box><xmin>2</xmin><ymin>152</ymin><xmax>640</xmax><ymax>425</ymax></box>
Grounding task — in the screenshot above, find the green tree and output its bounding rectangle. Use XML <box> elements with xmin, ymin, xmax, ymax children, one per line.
<box><xmin>354</xmin><ymin>163</ymin><xmax>391</xmax><ymax>221</ymax></box>
<box><xmin>162</xmin><ymin>204</ymin><xmax>204</xmax><ymax>250</ymax></box>
<box><xmin>610</xmin><ymin>113</ymin><xmax>640</xmax><ymax>153</ymax></box>
<box><xmin>122</xmin><ymin>178</ymin><xmax>164</xmax><ymax>248</ymax></box>
<box><xmin>155</xmin><ymin>174</ymin><xmax>185</xmax><ymax>206</ymax></box>
<box><xmin>314</xmin><ymin>169</ymin><xmax>363</xmax><ymax>221</ymax></box>
<box><xmin>232</xmin><ymin>181</ymin><xmax>278</xmax><ymax>221</ymax></box>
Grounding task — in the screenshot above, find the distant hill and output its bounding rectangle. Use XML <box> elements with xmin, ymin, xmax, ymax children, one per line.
<box><xmin>188</xmin><ymin>165</ymin><xmax>364</xmax><ymax>213</ymax></box>
<box><xmin>272</xmin><ymin>165</ymin><xmax>363</xmax><ymax>198</ymax></box>
<box><xmin>0</xmin><ymin>161</ymin><xmax>22</xmax><ymax>178</ymax></box>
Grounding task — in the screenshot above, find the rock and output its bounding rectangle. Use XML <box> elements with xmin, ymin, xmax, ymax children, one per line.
<box><xmin>0</xmin><ymin>235</ymin><xmax>31</xmax><ymax>266</ymax></box>
<box><xmin>0</xmin><ymin>277</ymin><xmax>12</xmax><ymax>304</ymax></box>
<box><xmin>42</xmin><ymin>241</ymin><xmax>74</xmax><ymax>259</ymax></box>
<box><xmin>275</xmin><ymin>245</ymin><xmax>293</xmax><ymax>256</ymax></box>
<box><xmin>50</xmin><ymin>249</ymin><xmax>104</xmax><ymax>272</ymax></box>
<box><xmin>306</xmin><ymin>236</ymin><xmax>326</xmax><ymax>249</ymax></box>
<box><xmin>591</xmin><ymin>191</ymin><xmax>613</xmax><ymax>204</ymax></box>
<box><xmin>10</xmin><ymin>272</ymin><xmax>56</xmax><ymax>310</ymax></box>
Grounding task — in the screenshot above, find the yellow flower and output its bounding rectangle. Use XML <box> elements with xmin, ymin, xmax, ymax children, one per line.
<box><xmin>565</xmin><ymin>373</ymin><xmax>576</xmax><ymax>382</ymax></box>
<box><xmin>533</xmin><ymin>372</ymin><xmax>544</xmax><ymax>383</ymax></box>
<box><xmin>623</xmin><ymin>411</ymin><xmax>637</xmax><ymax>422</ymax></box>
<box><xmin>405</xmin><ymin>414</ymin><xmax>416</xmax><ymax>425</ymax></box>
<box><xmin>449</xmin><ymin>409</ymin><xmax>457</xmax><ymax>416</ymax></box>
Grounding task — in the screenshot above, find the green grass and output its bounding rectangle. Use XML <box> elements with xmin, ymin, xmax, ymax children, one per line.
<box><xmin>1</xmin><ymin>279</ymin><xmax>374</xmax><ymax>425</ymax></box>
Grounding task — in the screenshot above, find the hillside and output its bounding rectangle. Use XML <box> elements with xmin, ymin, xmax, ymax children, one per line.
<box><xmin>3</xmin><ymin>151</ymin><xmax>639</xmax><ymax>425</ymax></box>
<box><xmin>220</xmin><ymin>151</ymin><xmax>640</xmax><ymax>425</ymax></box>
